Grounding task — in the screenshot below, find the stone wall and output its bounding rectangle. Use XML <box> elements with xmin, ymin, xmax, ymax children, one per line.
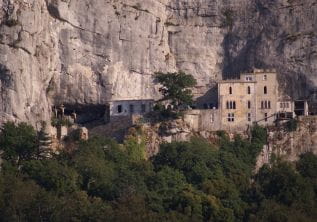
<box><xmin>218</xmin><ymin>81</ymin><xmax>256</xmax><ymax>132</ymax></box>
<box><xmin>183</xmin><ymin>109</ymin><xmax>221</xmax><ymax>132</ymax></box>
<box><xmin>254</xmin><ymin>71</ymin><xmax>278</xmax><ymax>124</ymax></box>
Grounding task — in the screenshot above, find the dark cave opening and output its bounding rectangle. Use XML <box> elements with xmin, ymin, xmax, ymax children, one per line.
<box><xmin>55</xmin><ymin>104</ymin><xmax>109</xmax><ymax>124</ymax></box>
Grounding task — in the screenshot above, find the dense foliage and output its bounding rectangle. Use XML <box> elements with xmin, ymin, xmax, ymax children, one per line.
<box><xmin>0</xmin><ymin>122</ymin><xmax>316</xmax><ymax>221</ymax></box>
<box><xmin>154</xmin><ymin>71</ymin><xmax>197</xmax><ymax>108</ymax></box>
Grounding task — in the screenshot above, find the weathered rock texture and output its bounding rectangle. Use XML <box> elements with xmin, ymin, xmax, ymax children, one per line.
<box><xmin>0</xmin><ymin>0</ymin><xmax>316</xmax><ymax>126</ymax></box>
<box><xmin>256</xmin><ymin>116</ymin><xmax>317</xmax><ymax>170</ymax></box>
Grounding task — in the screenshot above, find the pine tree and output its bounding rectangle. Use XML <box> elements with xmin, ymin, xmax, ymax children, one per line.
<box><xmin>38</xmin><ymin>122</ymin><xmax>52</xmax><ymax>159</ymax></box>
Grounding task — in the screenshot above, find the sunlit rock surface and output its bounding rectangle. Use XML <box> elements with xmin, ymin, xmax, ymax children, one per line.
<box><xmin>0</xmin><ymin>0</ymin><xmax>316</xmax><ymax>126</ymax></box>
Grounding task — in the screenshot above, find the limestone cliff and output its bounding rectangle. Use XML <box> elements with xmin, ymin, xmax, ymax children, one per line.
<box><xmin>256</xmin><ymin>116</ymin><xmax>317</xmax><ymax>170</ymax></box>
<box><xmin>0</xmin><ymin>0</ymin><xmax>316</xmax><ymax>126</ymax></box>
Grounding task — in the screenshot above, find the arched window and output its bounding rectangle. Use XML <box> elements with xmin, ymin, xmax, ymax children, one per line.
<box><xmin>247</xmin><ymin>101</ymin><xmax>251</xmax><ymax>109</ymax></box>
<box><xmin>264</xmin><ymin>86</ymin><xmax>267</xmax><ymax>94</ymax></box>
<box><xmin>247</xmin><ymin>86</ymin><xmax>251</xmax><ymax>94</ymax></box>
<box><xmin>229</xmin><ymin>87</ymin><xmax>232</xmax><ymax>94</ymax></box>
<box><xmin>226</xmin><ymin>101</ymin><xmax>236</xmax><ymax>109</ymax></box>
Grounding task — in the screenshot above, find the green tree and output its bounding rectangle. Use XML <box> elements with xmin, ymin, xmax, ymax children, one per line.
<box><xmin>72</xmin><ymin>137</ymin><xmax>117</xmax><ymax>200</ymax></box>
<box><xmin>38</xmin><ymin>122</ymin><xmax>52</xmax><ymax>159</ymax></box>
<box><xmin>22</xmin><ymin>159</ymin><xmax>79</xmax><ymax>194</ymax></box>
<box><xmin>0</xmin><ymin>122</ymin><xmax>38</xmax><ymax>164</ymax></box>
<box><xmin>154</xmin><ymin>71</ymin><xmax>197</xmax><ymax>108</ymax></box>
<box><xmin>296</xmin><ymin>152</ymin><xmax>317</xmax><ymax>178</ymax></box>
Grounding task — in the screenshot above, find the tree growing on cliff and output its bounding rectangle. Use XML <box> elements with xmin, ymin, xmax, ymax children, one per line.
<box><xmin>0</xmin><ymin>122</ymin><xmax>38</xmax><ymax>164</ymax></box>
<box><xmin>154</xmin><ymin>71</ymin><xmax>197</xmax><ymax>109</ymax></box>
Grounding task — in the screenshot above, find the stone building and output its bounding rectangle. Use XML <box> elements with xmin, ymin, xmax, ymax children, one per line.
<box><xmin>218</xmin><ymin>69</ymin><xmax>279</xmax><ymax>131</ymax></box>
<box><xmin>185</xmin><ymin>69</ymin><xmax>295</xmax><ymax>132</ymax></box>
<box><xmin>107</xmin><ymin>99</ymin><xmax>154</xmax><ymax>122</ymax></box>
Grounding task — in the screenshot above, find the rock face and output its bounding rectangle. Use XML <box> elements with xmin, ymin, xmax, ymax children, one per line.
<box><xmin>256</xmin><ymin>116</ymin><xmax>317</xmax><ymax>170</ymax></box>
<box><xmin>0</xmin><ymin>0</ymin><xmax>316</xmax><ymax>126</ymax></box>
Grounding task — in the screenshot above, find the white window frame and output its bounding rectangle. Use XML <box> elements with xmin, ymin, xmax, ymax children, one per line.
<box><xmin>227</xmin><ymin>113</ymin><xmax>235</xmax><ymax>122</ymax></box>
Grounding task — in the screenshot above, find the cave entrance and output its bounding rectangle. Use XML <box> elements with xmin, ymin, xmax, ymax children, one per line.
<box><xmin>62</xmin><ymin>104</ymin><xmax>109</xmax><ymax>125</ymax></box>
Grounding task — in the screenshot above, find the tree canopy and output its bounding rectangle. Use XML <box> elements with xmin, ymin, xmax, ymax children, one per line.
<box><xmin>0</xmin><ymin>122</ymin><xmax>317</xmax><ymax>221</ymax></box>
<box><xmin>154</xmin><ymin>71</ymin><xmax>197</xmax><ymax>108</ymax></box>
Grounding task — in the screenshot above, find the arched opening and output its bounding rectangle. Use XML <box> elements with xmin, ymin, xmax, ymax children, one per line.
<box><xmin>264</xmin><ymin>86</ymin><xmax>267</xmax><ymax>94</ymax></box>
<box><xmin>229</xmin><ymin>86</ymin><xmax>232</xmax><ymax>94</ymax></box>
<box><xmin>247</xmin><ymin>86</ymin><xmax>251</xmax><ymax>94</ymax></box>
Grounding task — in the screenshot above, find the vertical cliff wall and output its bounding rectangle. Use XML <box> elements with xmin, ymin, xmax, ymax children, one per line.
<box><xmin>0</xmin><ymin>0</ymin><xmax>316</xmax><ymax>126</ymax></box>
<box><xmin>256</xmin><ymin>116</ymin><xmax>317</xmax><ymax>170</ymax></box>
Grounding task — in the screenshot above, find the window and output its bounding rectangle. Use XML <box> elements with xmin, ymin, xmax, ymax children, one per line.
<box><xmin>246</xmin><ymin>76</ymin><xmax>252</xmax><ymax>81</ymax></box>
<box><xmin>264</xmin><ymin>113</ymin><xmax>268</xmax><ymax>122</ymax></box>
<box><xmin>227</xmin><ymin>113</ymin><xmax>235</xmax><ymax>122</ymax></box>
<box><xmin>261</xmin><ymin>100</ymin><xmax>271</xmax><ymax>109</ymax></box>
<box><xmin>141</xmin><ymin>104</ymin><xmax>146</xmax><ymax>113</ymax></box>
<box><xmin>263</xmin><ymin>75</ymin><xmax>267</xmax><ymax>80</ymax></box>
<box><xmin>248</xmin><ymin>113</ymin><xmax>251</xmax><ymax>122</ymax></box>
<box><xmin>226</xmin><ymin>101</ymin><xmax>236</xmax><ymax>109</ymax></box>
<box><xmin>229</xmin><ymin>87</ymin><xmax>232</xmax><ymax>94</ymax></box>
<box><xmin>247</xmin><ymin>86</ymin><xmax>251</xmax><ymax>94</ymax></box>
<box><xmin>264</xmin><ymin>86</ymin><xmax>267</xmax><ymax>94</ymax></box>
<box><xmin>248</xmin><ymin>101</ymin><xmax>251</xmax><ymax>109</ymax></box>
<box><xmin>129</xmin><ymin>104</ymin><xmax>134</xmax><ymax>114</ymax></box>
<box><xmin>280</xmin><ymin>102</ymin><xmax>290</xmax><ymax>109</ymax></box>
<box><xmin>117</xmin><ymin>105</ymin><xmax>122</xmax><ymax>113</ymax></box>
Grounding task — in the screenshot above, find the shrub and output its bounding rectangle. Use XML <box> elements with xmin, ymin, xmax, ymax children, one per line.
<box><xmin>0</xmin><ymin>122</ymin><xmax>38</xmax><ymax>163</ymax></box>
<box><xmin>285</xmin><ymin>119</ymin><xmax>298</xmax><ymax>132</ymax></box>
<box><xmin>221</xmin><ymin>9</ymin><xmax>234</xmax><ymax>29</ymax></box>
<box><xmin>5</xmin><ymin>19</ymin><xmax>20</xmax><ymax>27</ymax></box>
<box><xmin>51</xmin><ymin>117</ymin><xmax>73</xmax><ymax>127</ymax></box>
<box><xmin>251</xmin><ymin>125</ymin><xmax>267</xmax><ymax>145</ymax></box>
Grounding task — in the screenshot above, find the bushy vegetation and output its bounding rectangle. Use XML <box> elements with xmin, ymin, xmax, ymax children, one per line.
<box><xmin>154</xmin><ymin>71</ymin><xmax>197</xmax><ymax>109</ymax></box>
<box><xmin>152</xmin><ymin>71</ymin><xmax>196</xmax><ymax>121</ymax></box>
<box><xmin>221</xmin><ymin>9</ymin><xmax>235</xmax><ymax>29</ymax></box>
<box><xmin>0</xmin><ymin>122</ymin><xmax>316</xmax><ymax>221</ymax></box>
<box><xmin>149</xmin><ymin>103</ymin><xmax>183</xmax><ymax>121</ymax></box>
<box><xmin>51</xmin><ymin>117</ymin><xmax>73</xmax><ymax>127</ymax></box>
<box><xmin>285</xmin><ymin>118</ymin><xmax>298</xmax><ymax>132</ymax></box>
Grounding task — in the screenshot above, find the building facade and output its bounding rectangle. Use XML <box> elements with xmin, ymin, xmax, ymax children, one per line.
<box><xmin>218</xmin><ymin>69</ymin><xmax>278</xmax><ymax>131</ymax></box>
<box><xmin>184</xmin><ymin>69</ymin><xmax>294</xmax><ymax>132</ymax></box>
<box><xmin>107</xmin><ymin>99</ymin><xmax>154</xmax><ymax>122</ymax></box>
